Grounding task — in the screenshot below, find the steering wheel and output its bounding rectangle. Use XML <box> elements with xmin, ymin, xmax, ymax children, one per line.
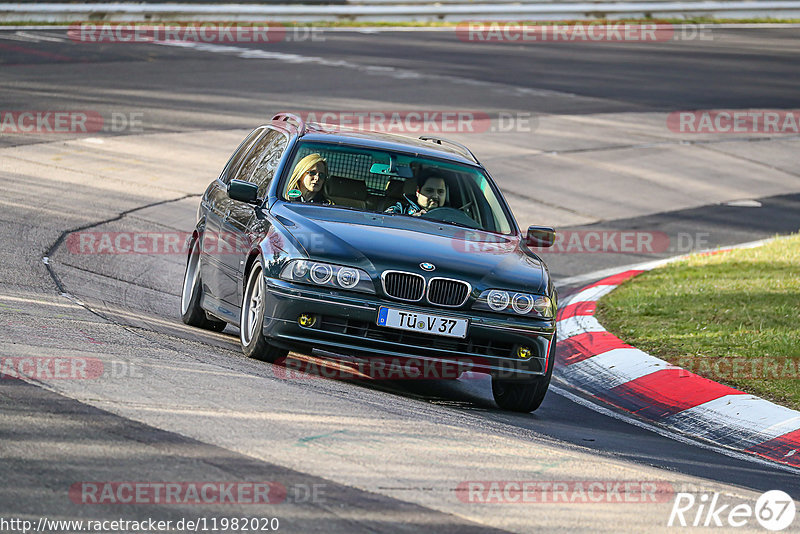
<box><xmin>420</xmin><ymin>206</ymin><xmax>481</xmax><ymax>229</ymax></box>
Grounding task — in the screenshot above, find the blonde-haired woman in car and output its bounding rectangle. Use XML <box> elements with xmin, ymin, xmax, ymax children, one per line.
<box><xmin>286</xmin><ymin>153</ymin><xmax>332</xmax><ymax>204</ymax></box>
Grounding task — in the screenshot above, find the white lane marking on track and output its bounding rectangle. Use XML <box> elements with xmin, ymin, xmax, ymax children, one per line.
<box><xmin>555</xmin><ymin>237</ymin><xmax>779</xmax><ymax>289</ymax></box>
<box><xmin>0</xmin><ymin>293</ymin><xmax>83</xmax><ymax>309</ymax></box>
<box><xmin>0</xmin><ymin>31</ymin><xmax>39</xmax><ymax>42</ymax></box>
<box><xmin>556</xmin><ymin>258</ymin><xmax>671</xmax><ymax>289</ymax></box>
<box><xmin>150</xmin><ymin>39</ymin><xmax>579</xmax><ymax>98</ymax></box>
<box><xmin>20</xmin><ymin>31</ymin><xmax>65</xmax><ymax>42</ymax></box>
<box><xmin>0</xmin><ymin>31</ymin><xmax>65</xmax><ymax>42</ymax></box>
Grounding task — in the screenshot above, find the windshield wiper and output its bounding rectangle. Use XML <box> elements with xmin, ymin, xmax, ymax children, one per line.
<box><xmin>391</xmin><ymin>212</ymin><xmax>483</xmax><ymax>231</ymax></box>
<box><xmin>433</xmin><ymin>219</ymin><xmax>483</xmax><ymax>231</ymax></box>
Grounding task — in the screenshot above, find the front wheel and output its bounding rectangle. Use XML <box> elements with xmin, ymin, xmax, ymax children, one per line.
<box><xmin>240</xmin><ymin>260</ymin><xmax>288</xmax><ymax>363</ymax></box>
<box><xmin>181</xmin><ymin>237</ymin><xmax>227</xmax><ymax>332</ymax></box>
<box><xmin>491</xmin><ymin>338</ymin><xmax>556</xmax><ymax>413</ymax></box>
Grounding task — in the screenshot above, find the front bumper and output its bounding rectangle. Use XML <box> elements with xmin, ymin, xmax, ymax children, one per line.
<box><xmin>261</xmin><ymin>278</ymin><xmax>556</xmax><ymax>380</ymax></box>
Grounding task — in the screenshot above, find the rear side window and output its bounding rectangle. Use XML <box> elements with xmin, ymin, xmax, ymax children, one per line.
<box><xmin>219</xmin><ymin>127</ymin><xmax>266</xmax><ymax>185</ymax></box>
<box><xmin>234</xmin><ymin>129</ymin><xmax>288</xmax><ymax>197</ymax></box>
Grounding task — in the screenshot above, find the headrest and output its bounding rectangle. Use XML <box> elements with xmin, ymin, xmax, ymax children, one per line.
<box><xmin>385</xmin><ymin>179</ymin><xmax>405</xmax><ymax>198</ymax></box>
<box><xmin>403</xmin><ymin>178</ymin><xmax>417</xmax><ymax>196</ymax></box>
<box><xmin>325</xmin><ymin>176</ymin><xmax>367</xmax><ymax>200</ymax></box>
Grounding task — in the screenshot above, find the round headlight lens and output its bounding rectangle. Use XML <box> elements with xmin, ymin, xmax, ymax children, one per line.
<box><xmin>487</xmin><ymin>290</ymin><xmax>510</xmax><ymax>311</ymax></box>
<box><xmin>533</xmin><ymin>296</ymin><xmax>551</xmax><ymax>315</ymax></box>
<box><xmin>292</xmin><ymin>260</ymin><xmax>309</xmax><ymax>279</ymax></box>
<box><xmin>336</xmin><ymin>267</ymin><xmax>360</xmax><ymax>289</ymax></box>
<box><xmin>309</xmin><ymin>263</ymin><xmax>333</xmax><ymax>285</ymax></box>
<box><xmin>512</xmin><ymin>293</ymin><xmax>535</xmax><ymax>314</ymax></box>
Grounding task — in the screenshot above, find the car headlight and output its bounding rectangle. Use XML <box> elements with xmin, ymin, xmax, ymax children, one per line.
<box><xmin>487</xmin><ymin>290</ymin><xmax>510</xmax><ymax>311</ymax></box>
<box><xmin>474</xmin><ymin>289</ymin><xmax>554</xmax><ymax>318</ymax></box>
<box><xmin>280</xmin><ymin>260</ymin><xmax>374</xmax><ymax>294</ymax></box>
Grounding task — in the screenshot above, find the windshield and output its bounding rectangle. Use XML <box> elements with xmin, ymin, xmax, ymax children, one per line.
<box><xmin>280</xmin><ymin>141</ymin><xmax>514</xmax><ymax>235</ymax></box>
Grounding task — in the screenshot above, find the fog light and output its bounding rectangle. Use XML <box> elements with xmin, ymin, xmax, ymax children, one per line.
<box><xmin>298</xmin><ymin>314</ymin><xmax>316</xmax><ymax>327</ymax></box>
<box><xmin>516</xmin><ymin>346</ymin><xmax>532</xmax><ymax>359</ymax></box>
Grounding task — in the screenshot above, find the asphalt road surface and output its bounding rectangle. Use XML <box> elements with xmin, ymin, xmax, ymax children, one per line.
<box><xmin>1</xmin><ymin>26</ymin><xmax>800</xmax><ymax>533</ymax></box>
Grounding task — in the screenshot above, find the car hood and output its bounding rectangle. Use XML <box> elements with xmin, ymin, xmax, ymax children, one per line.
<box><xmin>271</xmin><ymin>203</ymin><xmax>550</xmax><ymax>295</ymax></box>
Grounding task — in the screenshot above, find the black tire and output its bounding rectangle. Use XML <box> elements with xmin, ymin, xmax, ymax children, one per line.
<box><xmin>240</xmin><ymin>259</ymin><xmax>288</xmax><ymax>363</ymax></box>
<box><xmin>180</xmin><ymin>237</ymin><xmax>227</xmax><ymax>332</ymax></box>
<box><xmin>491</xmin><ymin>337</ymin><xmax>556</xmax><ymax>413</ymax></box>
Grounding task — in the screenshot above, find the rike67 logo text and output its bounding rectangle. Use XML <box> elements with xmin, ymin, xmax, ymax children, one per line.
<box><xmin>668</xmin><ymin>490</ymin><xmax>796</xmax><ymax>530</ymax></box>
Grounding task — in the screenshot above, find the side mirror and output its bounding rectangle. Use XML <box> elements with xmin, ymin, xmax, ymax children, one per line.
<box><xmin>526</xmin><ymin>225</ymin><xmax>556</xmax><ymax>248</ymax></box>
<box><xmin>228</xmin><ymin>179</ymin><xmax>259</xmax><ymax>204</ymax></box>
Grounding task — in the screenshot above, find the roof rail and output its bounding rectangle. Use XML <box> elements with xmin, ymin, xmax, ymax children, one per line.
<box><xmin>272</xmin><ymin>113</ymin><xmax>306</xmax><ymax>135</ymax></box>
<box><xmin>419</xmin><ymin>136</ymin><xmax>480</xmax><ymax>164</ymax></box>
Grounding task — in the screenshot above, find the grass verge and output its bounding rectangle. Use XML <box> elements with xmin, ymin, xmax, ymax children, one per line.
<box><xmin>595</xmin><ymin>234</ymin><xmax>800</xmax><ymax>411</ymax></box>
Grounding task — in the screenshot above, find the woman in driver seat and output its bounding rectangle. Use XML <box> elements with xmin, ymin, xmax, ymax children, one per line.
<box><xmin>385</xmin><ymin>174</ymin><xmax>447</xmax><ymax>215</ymax></box>
<box><xmin>286</xmin><ymin>153</ymin><xmax>332</xmax><ymax>204</ymax></box>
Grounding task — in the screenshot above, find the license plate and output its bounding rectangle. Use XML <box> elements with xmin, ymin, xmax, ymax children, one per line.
<box><xmin>377</xmin><ymin>307</ymin><xmax>468</xmax><ymax>339</ymax></box>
